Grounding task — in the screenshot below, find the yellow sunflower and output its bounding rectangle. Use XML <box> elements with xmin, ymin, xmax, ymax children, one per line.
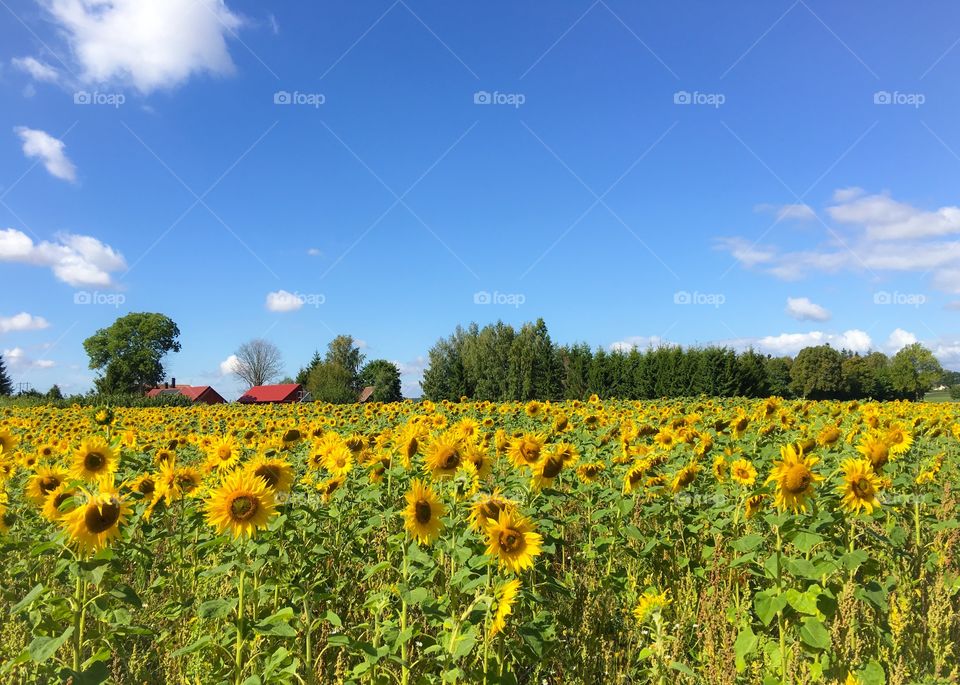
<box><xmin>0</xmin><ymin>428</ymin><xmax>20</xmax><ymax>456</ymax></box>
<box><xmin>43</xmin><ymin>483</ymin><xmax>79</xmax><ymax>521</ymax></box>
<box><xmin>71</xmin><ymin>437</ymin><xmax>118</xmax><ymax>482</ymax></box>
<box><xmin>766</xmin><ymin>444</ymin><xmax>822</xmax><ymax>513</ymax></box>
<box><xmin>322</xmin><ymin>444</ymin><xmax>354</xmax><ymax>478</ymax></box>
<box><xmin>469</xmin><ymin>491</ymin><xmax>516</xmax><ymax>532</ymax></box>
<box><xmin>403</xmin><ymin>478</ymin><xmax>445</xmax><ymax>545</ymax></box>
<box><xmin>206</xmin><ymin>436</ymin><xmax>241</xmax><ymax>472</ymax></box>
<box><xmin>423</xmin><ymin>432</ymin><xmax>463</xmax><ymax>479</ymax></box>
<box><xmin>204</xmin><ymin>470</ymin><xmax>277</xmax><ymax>538</ymax></box>
<box><xmin>729</xmin><ymin>459</ymin><xmax>757</xmax><ymax>487</ymax></box>
<box><xmin>62</xmin><ymin>486</ymin><xmax>131</xmax><ymax>554</ymax></box>
<box><xmin>576</xmin><ymin>461</ymin><xmax>605</xmax><ymax>483</ymax></box>
<box><xmin>669</xmin><ymin>462</ymin><xmax>700</xmax><ymax>493</ymax></box>
<box><xmin>26</xmin><ymin>466</ymin><xmax>69</xmax><ymax>506</ymax></box>
<box><xmin>484</xmin><ymin>510</ymin><xmax>542</xmax><ymax>573</ymax></box>
<box><xmin>837</xmin><ymin>458</ymin><xmax>882</xmax><ymax>515</ymax></box>
<box><xmin>744</xmin><ymin>494</ymin><xmax>765</xmax><ymax>519</ymax></box>
<box><xmin>506</xmin><ymin>433</ymin><xmax>545</xmax><ymax>469</ymax></box>
<box><xmin>245</xmin><ymin>454</ymin><xmax>295</xmax><ymax>493</ymax></box>
<box><xmin>856</xmin><ymin>433</ymin><xmax>891</xmax><ymax>470</ymax></box>
<box><xmin>531</xmin><ymin>442</ymin><xmax>579</xmax><ymax>490</ymax></box>
<box><xmin>633</xmin><ymin>588</ymin><xmax>672</xmax><ymax>623</ymax></box>
<box><xmin>490</xmin><ymin>578</ymin><xmax>521</xmax><ymax>638</ymax></box>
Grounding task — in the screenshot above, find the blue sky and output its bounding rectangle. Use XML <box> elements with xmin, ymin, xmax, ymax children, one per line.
<box><xmin>3</xmin><ymin>0</ymin><xmax>960</xmax><ymax>397</ymax></box>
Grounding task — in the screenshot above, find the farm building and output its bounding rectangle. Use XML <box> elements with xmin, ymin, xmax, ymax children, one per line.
<box><xmin>146</xmin><ymin>380</ymin><xmax>226</xmax><ymax>405</ymax></box>
<box><xmin>357</xmin><ymin>386</ymin><xmax>375</xmax><ymax>403</ymax></box>
<box><xmin>237</xmin><ymin>383</ymin><xmax>306</xmax><ymax>404</ymax></box>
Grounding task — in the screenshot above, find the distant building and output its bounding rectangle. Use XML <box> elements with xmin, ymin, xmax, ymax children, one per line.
<box><xmin>146</xmin><ymin>379</ymin><xmax>226</xmax><ymax>404</ymax></box>
<box><xmin>357</xmin><ymin>386</ymin><xmax>375</xmax><ymax>403</ymax></box>
<box><xmin>237</xmin><ymin>383</ymin><xmax>305</xmax><ymax>404</ymax></box>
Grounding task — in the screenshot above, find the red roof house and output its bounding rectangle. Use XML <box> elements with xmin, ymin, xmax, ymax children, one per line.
<box><xmin>146</xmin><ymin>383</ymin><xmax>226</xmax><ymax>404</ymax></box>
<box><xmin>237</xmin><ymin>383</ymin><xmax>305</xmax><ymax>404</ymax></box>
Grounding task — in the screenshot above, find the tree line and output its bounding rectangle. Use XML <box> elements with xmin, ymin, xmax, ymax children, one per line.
<box><xmin>420</xmin><ymin>319</ymin><xmax>945</xmax><ymax>402</ymax></box>
<box><xmin>0</xmin><ymin>313</ymin><xmax>950</xmax><ymax>404</ymax></box>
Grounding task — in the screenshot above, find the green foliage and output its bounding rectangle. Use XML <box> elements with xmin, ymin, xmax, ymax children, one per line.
<box><xmin>0</xmin><ymin>353</ymin><xmax>11</xmax><ymax>396</ymax></box>
<box><xmin>304</xmin><ymin>335</ymin><xmax>369</xmax><ymax>403</ymax></box>
<box><xmin>890</xmin><ymin>342</ymin><xmax>943</xmax><ymax>401</ymax></box>
<box><xmin>82</xmin><ymin>313</ymin><xmax>181</xmax><ymax>394</ymax></box>
<box><xmin>790</xmin><ymin>345</ymin><xmax>844</xmax><ymax>399</ymax></box>
<box><xmin>950</xmin><ymin>385</ymin><xmax>960</xmax><ymax>400</ymax></box>
<box><xmin>359</xmin><ymin>359</ymin><xmax>402</xmax><ymax>403</ymax></box>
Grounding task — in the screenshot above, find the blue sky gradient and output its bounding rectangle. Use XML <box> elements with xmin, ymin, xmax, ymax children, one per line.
<box><xmin>2</xmin><ymin>1</ymin><xmax>960</xmax><ymax>397</ymax></box>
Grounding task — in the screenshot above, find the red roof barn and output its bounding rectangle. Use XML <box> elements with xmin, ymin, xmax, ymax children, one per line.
<box><xmin>146</xmin><ymin>384</ymin><xmax>226</xmax><ymax>404</ymax></box>
<box><xmin>237</xmin><ymin>383</ymin><xmax>305</xmax><ymax>404</ymax></box>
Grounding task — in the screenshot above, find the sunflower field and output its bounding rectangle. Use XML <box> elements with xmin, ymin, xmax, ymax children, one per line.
<box><xmin>0</xmin><ymin>397</ymin><xmax>958</xmax><ymax>684</ymax></box>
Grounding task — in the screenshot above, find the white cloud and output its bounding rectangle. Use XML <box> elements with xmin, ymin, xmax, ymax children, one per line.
<box><xmin>715</xmin><ymin>237</ymin><xmax>775</xmax><ymax>267</ymax></box>
<box><xmin>265</xmin><ymin>290</ymin><xmax>303</xmax><ymax>312</ymax></box>
<box><xmin>720</xmin><ymin>189</ymin><xmax>960</xmax><ymax>295</ymax></box>
<box><xmin>41</xmin><ymin>0</ymin><xmax>242</xmax><ymax>93</ymax></box>
<box><xmin>11</xmin><ymin>57</ymin><xmax>60</xmax><ymax>83</ymax></box>
<box><xmin>0</xmin><ymin>313</ymin><xmax>50</xmax><ymax>334</ymax></box>
<box><xmin>219</xmin><ymin>354</ymin><xmax>240</xmax><ymax>375</ymax></box>
<box><xmin>3</xmin><ymin>347</ymin><xmax>55</xmax><ymax>371</ymax></box>
<box><xmin>306</xmin><ymin>247</ymin><xmax>322</xmax><ymax>257</ymax></box>
<box><xmin>828</xmin><ymin>192</ymin><xmax>960</xmax><ymax>241</ymax></box>
<box><xmin>748</xmin><ymin>329</ymin><xmax>872</xmax><ymax>356</ymax></box>
<box><xmin>833</xmin><ymin>187</ymin><xmax>864</xmax><ymax>202</ymax></box>
<box><xmin>756</xmin><ymin>203</ymin><xmax>816</xmax><ymax>221</ymax></box>
<box><xmin>609</xmin><ymin>336</ymin><xmax>674</xmax><ymax>352</ymax></box>
<box><xmin>0</xmin><ymin>228</ymin><xmax>126</xmax><ymax>287</ymax></box>
<box><xmin>885</xmin><ymin>328</ymin><xmax>917</xmax><ymax>353</ymax></box>
<box><xmin>14</xmin><ymin>127</ymin><xmax>77</xmax><ymax>182</ymax></box>
<box><xmin>785</xmin><ymin>297</ymin><xmax>830</xmax><ymax>322</ymax></box>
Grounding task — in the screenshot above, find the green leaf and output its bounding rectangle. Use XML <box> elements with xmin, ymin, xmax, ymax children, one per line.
<box><xmin>29</xmin><ymin>626</ymin><xmax>74</xmax><ymax>663</ymax></box>
<box><xmin>790</xmin><ymin>531</ymin><xmax>823</xmax><ymax>553</ymax></box>
<box><xmin>734</xmin><ymin>625</ymin><xmax>758</xmax><ymax>673</ymax></box>
<box><xmin>669</xmin><ymin>661</ymin><xmax>696</xmax><ymax>676</ymax></box>
<box><xmin>733</xmin><ymin>534</ymin><xmax>764</xmax><ymax>552</ymax></box>
<box><xmin>12</xmin><ymin>584</ymin><xmax>44</xmax><ymax>613</ymax></box>
<box><xmin>754</xmin><ymin>590</ymin><xmax>787</xmax><ymax>626</ymax></box>
<box><xmin>785</xmin><ymin>587</ymin><xmax>820</xmax><ymax>616</ymax></box>
<box><xmin>171</xmin><ymin>636</ymin><xmax>211</xmax><ymax>657</ymax></box>
<box><xmin>857</xmin><ymin>661</ymin><xmax>886</xmax><ymax>685</ymax></box>
<box><xmin>799</xmin><ymin>617</ymin><xmax>831</xmax><ymax>650</ymax></box>
<box><xmin>254</xmin><ymin>608</ymin><xmax>298</xmax><ymax>637</ymax></box>
<box><xmin>198</xmin><ymin>598</ymin><xmax>235</xmax><ymax>619</ymax></box>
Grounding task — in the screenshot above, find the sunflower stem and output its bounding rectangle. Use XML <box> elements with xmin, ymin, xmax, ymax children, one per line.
<box><xmin>235</xmin><ymin>564</ymin><xmax>246</xmax><ymax>685</ymax></box>
<box><xmin>400</xmin><ymin>543</ymin><xmax>410</xmax><ymax>685</ymax></box>
<box><xmin>775</xmin><ymin>526</ymin><xmax>788</xmax><ymax>684</ymax></box>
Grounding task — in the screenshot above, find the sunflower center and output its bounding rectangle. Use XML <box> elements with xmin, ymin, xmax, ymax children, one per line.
<box><xmin>85</xmin><ymin>500</ymin><xmax>121</xmax><ymax>534</ymax></box>
<box><xmin>230</xmin><ymin>495</ymin><xmax>259</xmax><ymax>522</ymax></box>
<box><xmin>783</xmin><ymin>464</ymin><xmax>812</xmax><ymax>494</ymax></box>
<box><xmin>499</xmin><ymin>529</ymin><xmax>525</xmax><ymax>554</ymax></box>
<box><xmin>405</xmin><ymin>438</ymin><xmax>419</xmax><ymax>458</ymax></box>
<box><xmin>218</xmin><ymin>446</ymin><xmax>232</xmax><ymax>460</ymax></box>
<box><xmin>85</xmin><ymin>452</ymin><xmax>106</xmax><ymax>472</ymax></box>
<box><xmin>256</xmin><ymin>465</ymin><xmax>281</xmax><ymax>488</ymax></box>
<box><xmin>439</xmin><ymin>447</ymin><xmax>461</xmax><ymax>470</ymax></box>
<box><xmin>283</xmin><ymin>429</ymin><xmax>301</xmax><ymax>443</ymax></box>
<box><xmin>53</xmin><ymin>491</ymin><xmax>74</xmax><ymax>510</ymax></box>
<box><xmin>677</xmin><ymin>468</ymin><xmax>696</xmax><ymax>487</ymax></box>
<box><xmin>39</xmin><ymin>475</ymin><xmax>61</xmax><ymax>494</ymax></box>
<box><xmin>868</xmin><ymin>444</ymin><xmax>889</xmax><ymax>469</ymax></box>
<box><xmin>542</xmin><ymin>456</ymin><xmax>564</xmax><ymax>479</ymax></box>
<box><xmin>137</xmin><ymin>479</ymin><xmax>155</xmax><ymax>495</ymax></box>
<box><xmin>852</xmin><ymin>477</ymin><xmax>872</xmax><ymax>498</ymax></box>
<box><xmin>415</xmin><ymin>501</ymin><xmax>432</xmax><ymax>524</ymax></box>
<box><xmin>519</xmin><ymin>441</ymin><xmax>540</xmax><ymax>463</ymax></box>
<box><xmin>481</xmin><ymin>501</ymin><xmax>504</xmax><ymax>520</ymax></box>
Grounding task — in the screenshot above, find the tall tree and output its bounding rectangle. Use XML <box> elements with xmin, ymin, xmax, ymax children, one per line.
<box><xmin>296</xmin><ymin>350</ymin><xmax>322</xmax><ymax>385</ymax></box>
<box><xmin>0</xmin><ymin>353</ymin><xmax>12</xmax><ymax>396</ymax></box>
<box><xmin>325</xmin><ymin>335</ymin><xmax>366</xmax><ymax>392</ymax></box>
<box><xmin>83</xmin><ymin>313</ymin><xmax>181</xmax><ymax>394</ymax></box>
<box><xmin>359</xmin><ymin>359</ymin><xmax>403</xmax><ymax>402</ymax></box>
<box><xmin>790</xmin><ymin>345</ymin><xmax>843</xmax><ymax>399</ymax></box>
<box><xmin>890</xmin><ymin>343</ymin><xmax>943</xmax><ymax>400</ymax></box>
<box><xmin>308</xmin><ymin>362</ymin><xmax>358</xmax><ymax>403</ymax></box>
<box><xmin>233</xmin><ymin>339</ymin><xmax>284</xmax><ymax>389</ymax></box>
